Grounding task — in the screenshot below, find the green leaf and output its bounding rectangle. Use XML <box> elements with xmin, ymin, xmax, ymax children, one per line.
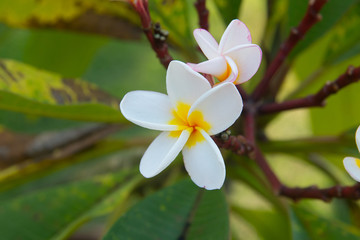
<box><xmin>0</xmin><ymin>27</ymin><xmax>165</xmax><ymax>130</ymax></box>
<box><xmin>185</xmin><ymin>190</ymin><xmax>229</xmax><ymax>240</ymax></box>
<box><xmin>83</xmin><ymin>40</ymin><xmax>166</xmax><ymax>98</ymax></box>
<box><xmin>214</xmin><ymin>0</ymin><xmax>242</xmax><ymax>25</ymax></box>
<box><xmin>0</xmin><ymin>0</ymin><xmax>138</xmax><ymax>28</ymax></box>
<box><xmin>291</xmin><ymin>206</ymin><xmax>360</xmax><ymax>239</ymax></box>
<box><xmin>148</xmin><ymin>0</ymin><xmax>194</xmax><ymax>55</ymax></box>
<box><xmin>53</xmin><ymin>175</ymin><xmax>142</xmax><ymax>240</ymax></box>
<box><xmin>0</xmin><ymin>171</ymin><xmax>137</xmax><ymax>240</ymax></box>
<box><xmin>104</xmin><ymin>179</ymin><xmax>229</xmax><ymax>240</ymax></box>
<box><xmin>232</xmin><ymin>206</ymin><xmax>291</xmax><ymax>240</ymax></box>
<box><xmin>0</xmin><ymin>139</ymin><xmax>141</xmax><ymax>192</ymax></box>
<box><xmin>289</xmin><ymin>208</ymin><xmax>311</xmax><ymax>240</ymax></box>
<box><xmin>0</xmin><ymin>110</ymin><xmax>86</xmax><ymax>134</ymax></box>
<box><xmin>229</xmin><ymin>157</ymin><xmax>284</xmax><ymax>211</ymax></box>
<box><xmin>288</xmin><ymin>0</ymin><xmax>358</xmax><ymax>57</ymax></box>
<box><xmin>22</xmin><ymin>30</ymin><xmax>108</xmax><ymax>78</ymax></box>
<box><xmin>323</xmin><ymin>4</ymin><xmax>360</xmax><ymax>66</ymax></box>
<box><xmin>0</xmin><ymin>59</ymin><xmax>124</xmax><ymax>122</ymax></box>
<box><xmin>308</xmin><ymin>63</ymin><xmax>360</xmax><ymax>135</ymax></box>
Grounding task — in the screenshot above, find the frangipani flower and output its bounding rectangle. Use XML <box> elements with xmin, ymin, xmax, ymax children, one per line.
<box><xmin>120</xmin><ymin>60</ymin><xmax>243</xmax><ymax>190</ymax></box>
<box><xmin>343</xmin><ymin>126</ymin><xmax>360</xmax><ymax>182</ymax></box>
<box><xmin>188</xmin><ymin>19</ymin><xmax>262</xmax><ymax>85</ymax></box>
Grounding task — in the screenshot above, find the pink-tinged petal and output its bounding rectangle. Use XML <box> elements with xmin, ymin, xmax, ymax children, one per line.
<box><xmin>189</xmin><ymin>83</ymin><xmax>243</xmax><ymax>135</ymax></box>
<box><xmin>356</xmin><ymin>126</ymin><xmax>360</xmax><ymax>152</ymax></box>
<box><xmin>219</xmin><ymin>19</ymin><xmax>252</xmax><ymax>53</ymax></box>
<box><xmin>140</xmin><ymin>130</ymin><xmax>191</xmax><ymax>178</ymax></box>
<box><xmin>167</xmin><ymin>60</ymin><xmax>211</xmax><ymax>108</ymax></box>
<box><xmin>182</xmin><ymin>129</ymin><xmax>225</xmax><ymax>190</ymax></box>
<box><xmin>343</xmin><ymin>157</ymin><xmax>360</xmax><ymax>182</ymax></box>
<box><xmin>188</xmin><ymin>57</ymin><xmax>228</xmax><ymax>80</ymax></box>
<box><xmin>224</xmin><ymin>44</ymin><xmax>262</xmax><ymax>84</ymax></box>
<box><xmin>120</xmin><ymin>91</ymin><xmax>179</xmax><ymax>131</ymax></box>
<box><xmin>193</xmin><ymin>29</ymin><xmax>220</xmax><ymax>59</ymax></box>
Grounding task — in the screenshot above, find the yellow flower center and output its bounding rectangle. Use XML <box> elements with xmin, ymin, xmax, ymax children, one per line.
<box><xmin>168</xmin><ymin>102</ymin><xmax>211</xmax><ymax>148</ymax></box>
<box><xmin>356</xmin><ymin>158</ymin><xmax>360</xmax><ymax>168</ymax></box>
<box><xmin>216</xmin><ymin>59</ymin><xmax>240</xmax><ymax>83</ymax></box>
<box><xmin>217</xmin><ymin>61</ymin><xmax>232</xmax><ymax>82</ymax></box>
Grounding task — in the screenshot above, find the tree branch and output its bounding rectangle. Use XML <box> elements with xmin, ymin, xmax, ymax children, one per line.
<box><xmin>194</xmin><ymin>0</ymin><xmax>209</xmax><ymax>30</ymax></box>
<box><xmin>213</xmin><ymin>134</ymin><xmax>253</xmax><ymax>156</ymax></box>
<box><xmin>131</xmin><ymin>0</ymin><xmax>173</xmax><ymax>68</ymax></box>
<box><xmin>259</xmin><ymin>65</ymin><xmax>360</xmax><ymax>114</ymax></box>
<box><xmin>279</xmin><ymin>184</ymin><xmax>360</xmax><ymax>202</ymax></box>
<box><xmin>252</xmin><ymin>0</ymin><xmax>328</xmax><ymax>101</ymax></box>
<box><xmin>253</xmin><ymin>146</ymin><xmax>282</xmax><ymax>193</ymax></box>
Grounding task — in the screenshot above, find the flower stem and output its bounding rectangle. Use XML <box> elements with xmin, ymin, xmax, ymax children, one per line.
<box><xmin>131</xmin><ymin>0</ymin><xmax>173</xmax><ymax>68</ymax></box>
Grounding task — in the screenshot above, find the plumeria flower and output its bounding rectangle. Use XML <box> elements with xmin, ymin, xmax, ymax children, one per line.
<box><xmin>343</xmin><ymin>126</ymin><xmax>360</xmax><ymax>182</ymax></box>
<box><xmin>120</xmin><ymin>60</ymin><xmax>243</xmax><ymax>190</ymax></box>
<box><xmin>188</xmin><ymin>19</ymin><xmax>262</xmax><ymax>85</ymax></box>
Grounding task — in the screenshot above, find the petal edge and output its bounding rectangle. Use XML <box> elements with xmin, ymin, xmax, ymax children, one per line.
<box><xmin>182</xmin><ymin>129</ymin><xmax>225</xmax><ymax>190</ymax></box>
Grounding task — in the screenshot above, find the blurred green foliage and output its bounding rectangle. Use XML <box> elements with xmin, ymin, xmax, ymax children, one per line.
<box><xmin>0</xmin><ymin>0</ymin><xmax>360</xmax><ymax>239</ymax></box>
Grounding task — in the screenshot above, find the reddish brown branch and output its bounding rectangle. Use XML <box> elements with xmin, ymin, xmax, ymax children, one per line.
<box><xmin>213</xmin><ymin>134</ymin><xmax>253</xmax><ymax>156</ymax></box>
<box><xmin>194</xmin><ymin>0</ymin><xmax>209</xmax><ymax>30</ymax></box>
<box><xmin>259</xmin><ymin>65</ymin><xmax>360</xmax><ymax>114</ymax></box>
<box><xmin>131</xmin><ymin>0</ymin><xmax>173</xmax><ymax>68</ymax></box>
<box><xmin>252</xmin><ymin>0</ymin><xmax>328</xmax><ymax>101</ymax></box>
<box><xmin>253</xmin><ymin>147</ymin><xmax>282</xmax><ymax>193</ymax></box>
<box><xmin>244</xmin><ymin>111</ymin><xmax>256</xmax><ymax>144</ymax></box>
<box><xmin>279</xmin><ymin>184</ymin><xmax>360</xmax><ymax>202</ymax></box>
<box><xmin>240</xmin><ymin>108</ymin><xmax>282</xmax><ymax>193</ymax></box>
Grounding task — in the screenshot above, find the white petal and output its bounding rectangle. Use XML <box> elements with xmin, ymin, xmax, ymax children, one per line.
<box><xmin>120</xmin><ymin>91</ymin><xmax>178</xmax><ymax>131</ymax></box>
<box><xmin>193</xmin><ymin>29</ymin><xmax>220</xmax><ymax>59</ymax></box>
<box><xmin>343</xmin><ymin>157</ymin><xmax>360</xmax><ymax>182</ymax></box>
<box><xmin>166</xmin><ymin>60</ymin><xmax>211</xmax><ymax>108</ymax></box>
<box><xmin>219</xmin><ymin>19</ymin><xmax>252</xmax><ymax>53</ymax></box>
<box><xmin>224</xmin><ymin>44</ymin><xmax>262</xmax><ymax>84</ymax></box>
<box><xmin>140</xmin><ymin>130</ymin><xmax>191</xmax><ymax>178</ymax></box>
<box><xmin>356</xmin><ymin>126</ymin><xmax>360</xmax><ymax>152</ymax></box>
<box><xmin>188</xmin><ymin>83</ymin><xmax>243</xmax><ymax>135</ymax></box>
<box><xmin>188</xmin><ymin>57</ymin><xmax>228</xmax><ymax>80</ymax></box>
<box><xmin>182</xmin><ymin>129</ymin><xmax>225</xmax><ymax>190</ymax></box>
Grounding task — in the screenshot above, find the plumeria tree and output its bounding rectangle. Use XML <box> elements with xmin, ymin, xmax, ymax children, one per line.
<box><xmin>1</xmin><ymin>0</ymin><xmax>360</xmax><ymax>239</ymax></box>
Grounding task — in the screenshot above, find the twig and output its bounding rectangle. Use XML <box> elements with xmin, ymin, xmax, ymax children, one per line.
<box><xmin>253</xmin><ymin>146</ymin><xmax>282</xmax><ymax>193</ymax></box>
<box><xmin>213</xmin><ymin>134</ymin><xmax>253</xmax><ymax>156</ymax></box>
<box><xmin>194</xmin><ymin>0</ymin><xmax>209</xmax><ymax>30</ymax></box>
<box><xmin>244</xmin><ymin>110</ymin><xmax>256</xmax><ymax>144</ymax></box>
<box><xmin>131</xmin><ymin>0</ymin><xmax>173</xmax><ymax>68</ymax></box>
<box><xmin>237</xmin><ymin>107</ymin><xmax>282</xmax><ymax>194</ymax></box>
<box><xmin>279</xmin><ymin>183</ymin><xmax>360</xmax><ymax>202</ymax></box>
<box><xmin>252</xmin><ymin>0</ymin><xmax>328</xmax><ymax>101</ymax></box>
<box><xmin>259</xmin><ymin>65</ymin><xmax>360</xmax><ymax>114</ymax></box>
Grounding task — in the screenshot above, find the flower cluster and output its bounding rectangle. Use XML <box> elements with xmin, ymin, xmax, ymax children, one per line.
<box><xmin>120</xmin><ymin>20</ymin><xmax>262</xmax><ymax>190</ymax></box>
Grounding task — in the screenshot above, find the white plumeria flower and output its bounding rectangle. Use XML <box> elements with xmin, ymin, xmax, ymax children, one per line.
<box><xmin>120</xmin><ymin>60</ymin><xmax>243</xmax><ymax>190</ymax></box>
<box><xmin>188</xmin><ymin>19</ymin><xmax>262</xmax><ymax>85</ymax></box>
<box><xmin>343</xmin><ymin>126</ymin><xmax>360</xmax><ymax>182</ymax></box>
